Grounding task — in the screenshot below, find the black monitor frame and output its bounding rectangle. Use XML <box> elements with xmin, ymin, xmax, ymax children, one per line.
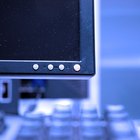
<box><xmin>0</xmin><ymin>0</ymin><xmax>95</xmax><ymax>78</ymax></box>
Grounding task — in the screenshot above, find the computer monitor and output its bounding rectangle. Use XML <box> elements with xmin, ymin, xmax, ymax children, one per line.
<box><xmin>0</xmin><ymin>0</ymin><xmax>95</xmax><ymax>77</ymax></box>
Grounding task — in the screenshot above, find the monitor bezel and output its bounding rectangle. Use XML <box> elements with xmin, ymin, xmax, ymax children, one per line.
<box><xmin>0</xmin><ymin>0</ymin><xmax>95</xmax><ymax>77</ymax></box>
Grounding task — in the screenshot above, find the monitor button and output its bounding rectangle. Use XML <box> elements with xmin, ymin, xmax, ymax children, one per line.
<box><xmin>33</xmin><ymin>64</ymin><xmax>39</xmax><ymax>71</ymax></box>
<box><xmin>59</xmin><ymin>64</ymin><xmax>65</xmax><ymax>71</ymax></box>
<box><xmin>48</xmin><ymin>64</ymin><xmax>54</xmax><ymax>71</ymax></box>
<box><xmin>74</xmin><ymin>64</ymin><xmax>81</xmax><ymax>72</ymax></box>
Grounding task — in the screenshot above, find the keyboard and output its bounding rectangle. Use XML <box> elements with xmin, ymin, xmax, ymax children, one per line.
<box><xmin>16</xmin><ymin>100</ymin><xmax>139</xmax><ymax>140</ymax></box>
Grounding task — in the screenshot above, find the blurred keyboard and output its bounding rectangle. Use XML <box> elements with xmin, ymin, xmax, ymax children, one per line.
<box><xmin>0</xmin><ymin>99</ymin><xmax>139</xmax><ymax>140</ymax></box>
<box><xmin>0</xmin><ymin>111</ymin><xmax>6</xmax><ymax>134</ymax></box>
<box><xmin>15</xmin><ymin>100</ymin><xmax>139</xmax><ymax>140</ymax></box>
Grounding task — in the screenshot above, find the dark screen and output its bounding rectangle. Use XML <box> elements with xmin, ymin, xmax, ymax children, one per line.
<box><xmin>0</xmin><ymin>0</ymin><xmax>80</xmax><ymax>61</ymax></box>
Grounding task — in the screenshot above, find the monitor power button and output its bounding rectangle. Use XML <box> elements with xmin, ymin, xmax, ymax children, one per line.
<box><xmin>74</xmin><ymin>64</ymin><xmax>81</xmax><ymax>72</ymax></box>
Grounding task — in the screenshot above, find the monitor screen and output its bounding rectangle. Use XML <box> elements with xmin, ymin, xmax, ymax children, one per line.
<box><xmin>0</xmin><ymin>0</ymin><xmax>80</xmax><ymax>61</ymax></box>
<box><xmin>0</xmin><ymin>0</ymin><xmax>95</xmax><ymax>77</ymax></box>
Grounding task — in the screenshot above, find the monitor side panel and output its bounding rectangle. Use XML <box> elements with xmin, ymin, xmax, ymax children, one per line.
<box><xmin>0</xmin><ymin>79</ymin><xmax>20</xmax><ymax>114</ymax></box>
